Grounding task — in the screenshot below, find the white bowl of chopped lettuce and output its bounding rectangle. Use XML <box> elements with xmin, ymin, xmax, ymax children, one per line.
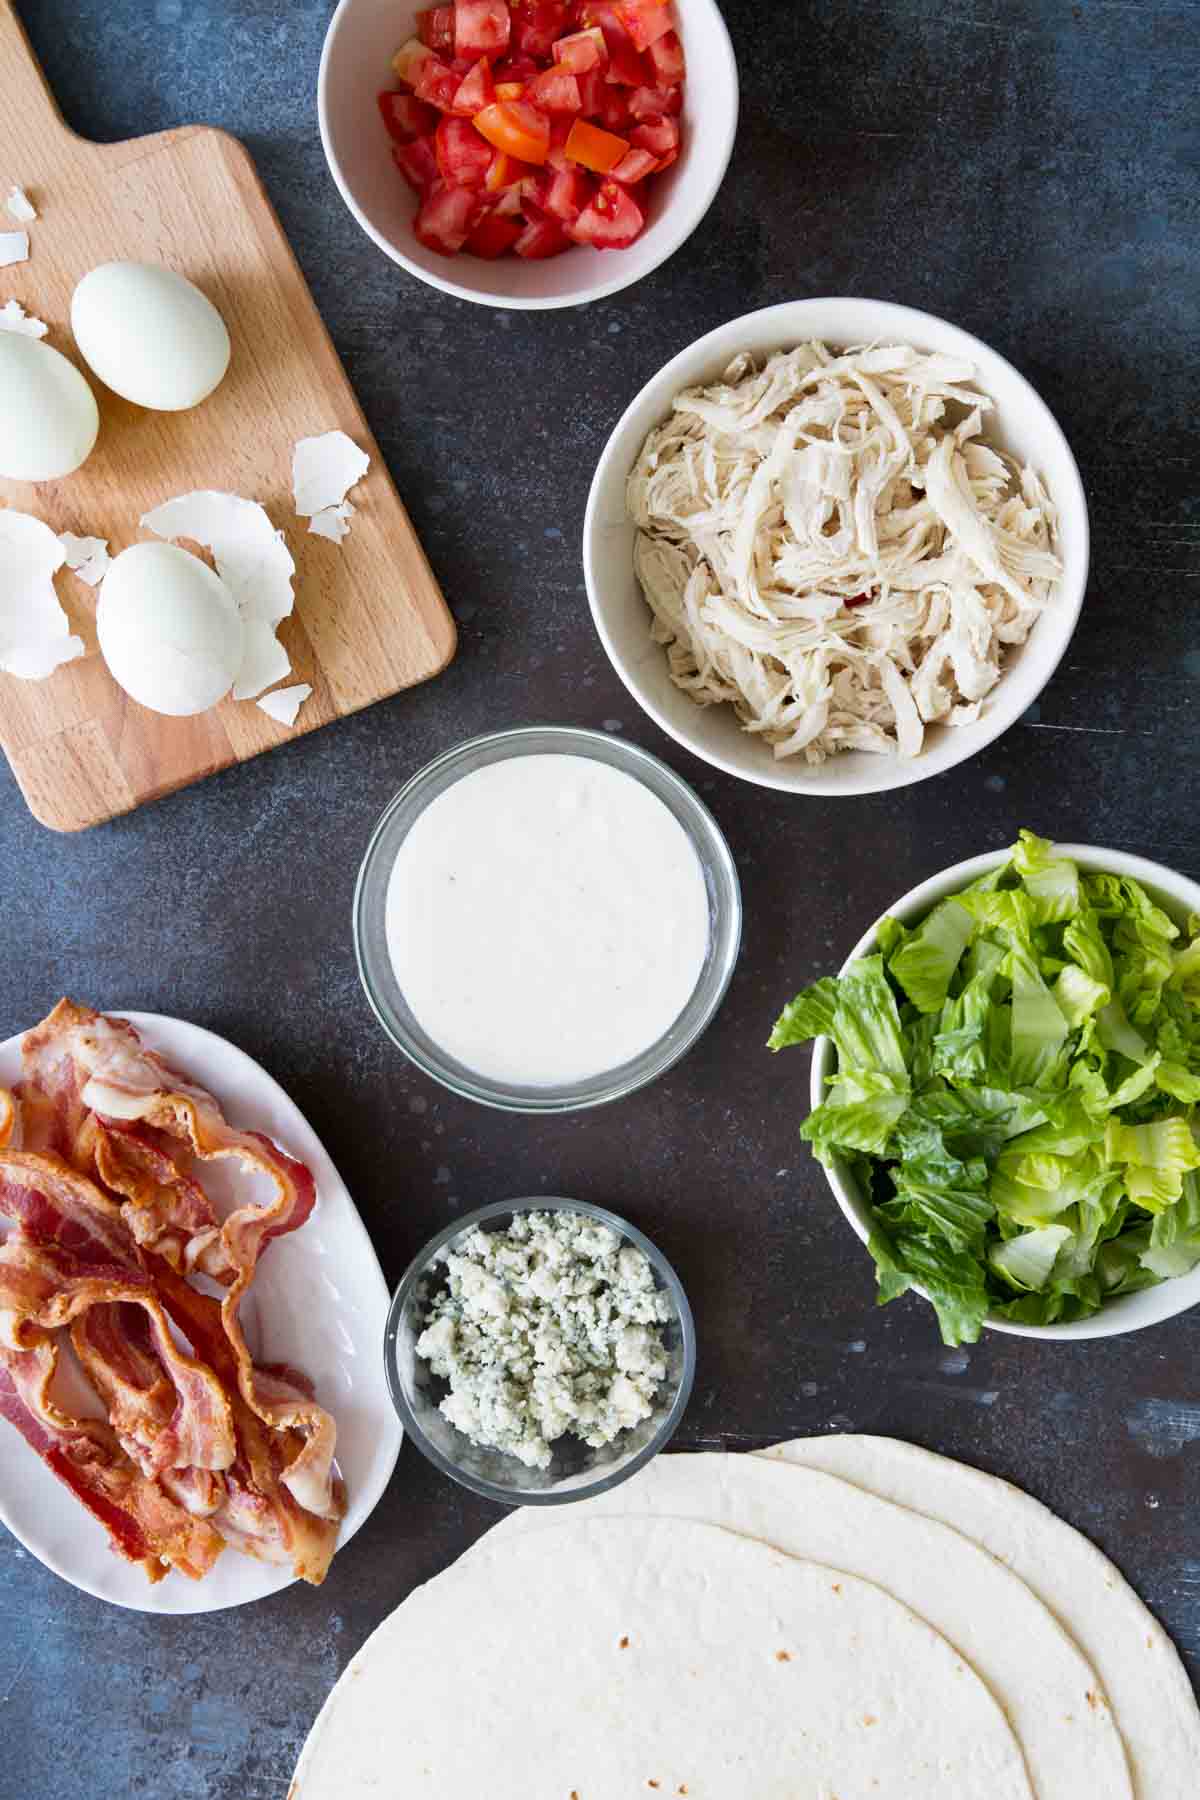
<box><xmin>772</xmin><ymin>833</ymin><xmax>1200</xmax><ymax>1343</ymax></box>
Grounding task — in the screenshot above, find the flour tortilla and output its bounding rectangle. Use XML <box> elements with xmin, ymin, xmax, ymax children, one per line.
<box><xmin>481</xmin><ymin>1452</ymin><xmax>1130</xmax><ymax>1800</ymax></box>
<box><xmin>292</xmin><ymin>1516</ymin><xmax>1033</xmax><ymax>1800</ymax></box>
<box><xmin>759</xmin><ymin>1437</ymin><xmax>1200</xmax><ymax>1800</ymax></box>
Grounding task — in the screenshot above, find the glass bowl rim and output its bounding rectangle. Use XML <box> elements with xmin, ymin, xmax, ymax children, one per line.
<box><xmin>352</xmin><ymin>723</ymin><xmax>743</xmax><ymax>1113</ymax></box>
<box><xmin>383</xmin><ymin>1196</ymin><xmax>697</xmax><ymax>1506</ymax></box>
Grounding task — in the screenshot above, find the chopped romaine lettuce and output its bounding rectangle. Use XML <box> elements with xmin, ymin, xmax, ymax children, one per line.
<box><xmin>772</xmin><ymin>831</ymin><xmax>1200</xmax><ymax>1344</ymax></box>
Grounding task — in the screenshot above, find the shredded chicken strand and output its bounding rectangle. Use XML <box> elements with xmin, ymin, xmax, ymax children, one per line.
<box><xmin>628</xmin><ymin>342</ymin><xmax>1062</xmax><ymax>762</ymax></box>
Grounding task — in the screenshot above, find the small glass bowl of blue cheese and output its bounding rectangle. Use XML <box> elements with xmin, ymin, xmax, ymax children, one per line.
<box><xmin>385</xmin><ymin>1199</ymin><xmax>696</xmax><ymax>1503</ymax></box>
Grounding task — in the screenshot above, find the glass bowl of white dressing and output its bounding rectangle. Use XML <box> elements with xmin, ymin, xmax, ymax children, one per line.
<box><xmin>384</xmin><ymin>1198</ymin><xmax>696</xmax><ymax>1505</ymax></box>
<box><xmin>353</xmin><ymin>725</ymin><xmax>742</xmax><ymax>1111</ymax></box>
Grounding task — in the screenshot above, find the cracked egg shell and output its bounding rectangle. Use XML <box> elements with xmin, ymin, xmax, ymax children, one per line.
<box><xmin>97</xmin><ymin>541</ymin><xmax>243</xmax><ymax>715</ymax></box>
<box><xmin>0</xmin><ymin>333</ymin><xmax>99</xmax><ymax>481</ymax></box>
<box><xmin>71</xmin><ymin>262</ymin><xmax>231</xmax><ymax>412</ymax></box>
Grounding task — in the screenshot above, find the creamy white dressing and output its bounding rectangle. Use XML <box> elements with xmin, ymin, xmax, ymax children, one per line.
<box><xmin>385</xmin><ymin>754</ymin><xmax>710</xmax><ymax>1087</ymax></box>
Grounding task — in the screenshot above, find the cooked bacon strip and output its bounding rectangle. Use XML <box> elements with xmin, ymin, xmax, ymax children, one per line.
<box><xmin>24</xmin><ymin>1001</ymin><xmax>341</xmax><ymax>1521</ymax></box>
<box><xmin>0</xmin><ymin>1237</ymin><xmax>236</xmax><ymax>1472</ymax></box>
<box><xmin>142</xmin><ymin>1265</ymin><xmax>341</xmax><ymax>1583</ymax></box>
<box><xmin>0</xmin><ymin>1149</ymin><xmax>135</xmax><ymax>1266</ymax></box>
<box><xmin>214</xmin><ymin>1391</ymin><xmax>341</xmax><ymax>1584</ymax></box>
<box><xmin>70</xmin><ymin>1303</ymin><xmax>177</xmax><ymax>1476</ymax></box>
<box><xmin>160</xmin><ymin>1464</ymin><xmax>224</xmax><ymax>1519</ymax></box>
<box><xmin>92</xmin><ymin>1119</ymin><xmax>231</xmax><ymax>1282</ymax></box>
<box><xmin>0</xmin><ymin>1088</ymin><xmax>15</xmax><ymax>1150</ymax></box>
<box><xmin>19</xmin><ymin>1006</ymin><xmax>98</xmax><ymax>1162</ymax></box>
<box><xmin>0</xmin><ymin>1339</ymin><xmax>223</xmax><ymax>1581</ymax></box>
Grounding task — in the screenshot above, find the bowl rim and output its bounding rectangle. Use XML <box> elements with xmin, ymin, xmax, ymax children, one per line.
<box><xmin>583</xmin><ymin>295</ymin><xmax>1091</xmax><ymax>793</ymax></box>
<box><xmin>316</xmin><ymin>0</ymin><xmax>740</xmax><ymax>311</ymax></box>
<box><xmin>383</xmin><ymin>1196</ymin><xmax>697</xmax><ymax>1504</ymax></box>
<box><xmin>808</xmin><ymin>842</ymin><xmax>1200</xmax><ymax>1340</ymax></box>
<box><xmin>352</xmin><ymin>723</ymin><xmax>743</xmax><ymax>1113</ymax></box>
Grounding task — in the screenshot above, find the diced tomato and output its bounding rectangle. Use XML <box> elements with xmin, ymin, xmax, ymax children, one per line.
<box><xmin>628</xmin><ymin>82</ymin><xmax>680</xmax><ymax>118</ymax></box>
<box><xmin>570</xmin><ymin>175</ymin><xmax>644</xmax><ymax>247</ymax></box>
<box><xmin>492</xmin><ymin>54</ymin><xmax>540</xmax><ymax>83</ymax></box>
<box><xmin>435</xmin><ymin>115</ymin><xmax>495</xmax><ymax>186</ymax></box>
<box><xmin>553</xmin><ymin>26</ymin><xmax>607</xmax><ymax>72</ymax></box>
<box><xmin>492</xmin><ymin>182</ymin><xmax>526</xmax><ymax>217</ymax></box>
<box><xmin>563</xmin><ymin>116</ymin><xmax>629</xmax><ymax>172</ymax></box>
<box><xmin>538</xmin><ymin>163</ymin><xmax>593</xmax><ymax>221</ymax></box>
<box><xmin>610</xmin><ymin>145</ymin><xmax>657</xmax><ymax>182</ymax></box>
<box><xmin>575</xmin><ymin>67</ymin><xmax>607</xmax><ymax>116</ymax></box>
<box><xmin>545</xmin><ymin>114</ymin><xmax>575</xmax><ymax>167</ymax></box>
<box><xmin>604</xmin><ymin>37</ymin><xmax>648</xmax><ymax>84</ymax></box>
<box><xmin>473</xmin><ymin>98</ymin><xmax>552</xmax><ymax>163</ymax></box>
<box><xmin>414</xmin><ymin>181</ymin><xmax>481</xmax><ymax>253</ymax></box>
<box><xmin>485</xmin><ymin>148</ymin><xmax>535</xmax><ymax>191</ymax></box>
<box><xmin>613</xmin><ymin>0</ymin><xmax>672</xmax><ymax>51</ymax></box>
<box><xmin>594</xmin><ymin>83</ymin><xmax>633</xmax><ymax>130</ymax></box>
<box><xmin>527</xmin><ymin>67</ymin><xmax>582</xmax><ymax>111</ymax></box>
<box><xmin>455</xmin><ymin>0</ymin><xmax>511</xmax><ymax>57</ymax></box>
<box><xmin>574</xmin><ymin>3</ymin><xmax>647</xmax><ymax>81</ymax></box>
<box><xmin>378</xmin><ymin>91</ymin><xmax>438</xmax><ymax>143</ymax></box>
<box><xmin>510</xmin><ymin>0</ymin><xmax>568</xmax><ymax>58</ymax></box>
<box><xmin>416</xmin><ymin>5</ymin><xmax>455</xmax><ymax>53</ymax></box>
<box><xmin>392</xmin><ymin>37</ymin><xmax>435</xmax><ymax>85</ymax></box>
<box><xmin>391</xmin><ymin>0</ymin><xmax>679</xmax><ymax>258</ymax></box>
<box><xmin>629</xmin><ymin>112</ymin><xmax>678</xmax><ymax>157</ymax></box>
<box><xmin>466</xmin><ymin>209</ymin><xmax>525</xmax><ymax>257</ymax></box>
<box><xmin>392</xmin><ymin>134</ymin><xmax>439</xmax><ymax>193</ymax></box>
<box><xmin>413</xmin><ymin>54</ymin><xmax>463</xmax><ymax>111</ymax></box>
<box><xmin>515</xmin><ymin>214</ymin><xmax>571</xmax><ymax>257</ymax></box>
<box><xmin>646</xmin><ymin>29</ymin><xmax>684</xmax><ymax>84</ymax></box>
<box><xmin>452</xmin><ymin>57</ymin><xmax>496</xmax><ymax>115</ymax></box>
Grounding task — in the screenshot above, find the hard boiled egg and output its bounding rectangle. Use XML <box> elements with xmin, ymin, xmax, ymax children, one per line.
<box><xmin>97</xmin><ymin>541</ymin><xmax>243</xmax><ymax>715</ymax></box>
<box><xmin>0</xmin><ymin>333</ymin><xmax>99</xmax><ymax>481</ymax></box>
<box><xmin>71</xmin><ymin>262</ymin><xmax>231</xmax><ymax>412</ymax></box>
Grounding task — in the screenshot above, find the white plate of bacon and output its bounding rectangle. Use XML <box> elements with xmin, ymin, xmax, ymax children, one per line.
<box><xmin>0</xmin><ymin>1000</ymin><xmax>402</xmax><ymax>1613</ymax></box>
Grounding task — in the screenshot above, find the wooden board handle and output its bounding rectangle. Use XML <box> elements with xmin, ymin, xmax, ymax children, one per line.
<box><xmin>1</xmin><ymin>1</ymin><xmax>76</xmax><ymax>146</ymax></box>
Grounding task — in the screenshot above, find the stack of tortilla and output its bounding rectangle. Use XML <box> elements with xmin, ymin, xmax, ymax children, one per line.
<box><xmin>291</xmin><ymin>1437</ymin><xmax>1199</xmax><ymax>1798</ymax></box>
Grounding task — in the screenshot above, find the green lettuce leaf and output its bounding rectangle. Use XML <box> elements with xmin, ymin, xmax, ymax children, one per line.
<box><xmin>768</xmin><ymin>976</ymin><xmax>840</xmax><ymax>1050</ymax></box>
<box><xmin>886</xmin><ymin>898</ymin><xmax>976</xmax><ymax>1014</ymax></box>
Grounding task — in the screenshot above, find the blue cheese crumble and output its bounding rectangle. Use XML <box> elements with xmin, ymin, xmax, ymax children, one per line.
<box><xmin>416</xmin><ymin>1211</ymin><xmax>671</xmax><ymax>1469</ymax></box>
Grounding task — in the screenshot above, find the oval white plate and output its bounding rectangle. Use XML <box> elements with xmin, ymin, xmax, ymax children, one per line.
<box><xmin>0</xmin><ymin>1011</ymin><xmax>402</xmax><ymax>1613</ymax></box>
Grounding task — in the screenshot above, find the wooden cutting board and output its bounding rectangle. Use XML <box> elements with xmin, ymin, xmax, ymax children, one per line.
<box><xmin>0</xmin><ymin>1</ymin><xmax>455</xmax><ymax>832</ymax></box>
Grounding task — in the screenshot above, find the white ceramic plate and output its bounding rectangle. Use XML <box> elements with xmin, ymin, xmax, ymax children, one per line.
<box><xmin>0</xmin><ymin>1012</ymin><xmax>402</xmax><ymax>1612</ymax></box>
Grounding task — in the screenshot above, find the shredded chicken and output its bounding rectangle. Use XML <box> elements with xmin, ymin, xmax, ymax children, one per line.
<box><xmin>627</xmin><ymin>342</ymin><xmax>1062</xmax><ymax>762</ymax></box>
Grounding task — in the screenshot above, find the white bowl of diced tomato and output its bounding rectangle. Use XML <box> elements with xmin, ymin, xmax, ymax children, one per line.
<box><xmin>318</xmin><ymin>0</ymin><xmax>739</xmax><ymax>308</ymax></box>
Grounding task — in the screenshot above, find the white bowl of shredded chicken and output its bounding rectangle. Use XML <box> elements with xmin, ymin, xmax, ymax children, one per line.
<box><xmin>584</xmin><ymin>299</ymin><xmax>1089</xmax><ymax>794</ymax></box>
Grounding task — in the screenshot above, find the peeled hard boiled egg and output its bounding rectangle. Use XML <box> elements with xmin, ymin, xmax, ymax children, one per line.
<box><xmin>97</xmin><ymin>541</ymin><xmax>243</xmax><ymax>716</ymax></box>
<box><xmin>0</xmin><ymin>333</ymin><xmax>99</xmax><ymax>481</ymax></box>
<box><xmin>71</xmin><ymin>262</ymin><xmax>231</xmax><ymax>412</ymax></box>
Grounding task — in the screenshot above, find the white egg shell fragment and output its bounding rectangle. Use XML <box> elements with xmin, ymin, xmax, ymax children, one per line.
<box><xmin>5</xmin><ymin>187</ymin><xmax>37</xmax><ymax>223</ymax></box>
<box><xmin>71</xmin><ymin>262</ymin><xmax>231</xmax><ymax>412</ymax></box>
<box><xmin>97</xmin><ymin>540</ymin><xmax>243</xmax><ymax>716</ymax></box>
<box><xmin>0</xmin><ymin>231</ymin><xmax>29</xmax><ymax>266</ymax></box>
<box><xmin>0</xmin><ymin>334</ymin><xmax>99</xmax><ymax>482</ymax></box>
<box><xmin>141</xmin><ymin>491</ymin><xmax>295</xmax><ymax>699</ymax></box>
<box><xmin>0</xmin><ymin>299</ymin><xmax>47</xmax><ymax>338</ymax></box>
<box><xmin>0</xmin><ymin>509</ymin><xmax>84</xmax><ymax>680</ymax></box>
<box><xmin>293</xmin><ymin>430</ymin><xmax>369</xmax><ymax>543</ymax></box>
<box><xmin>59</xmin><ymin>532</ymin><xmax>111</xmax><ymax>586</ymax></box>
<box><xmin>309</xmin><ymin>502</ymin><xmax>353</xmax><ymax>543</ymax></box>
<box><xmin>257</xmin><ymin>682</ymin><xmax>312</xmax><ymax>727</ymax></box>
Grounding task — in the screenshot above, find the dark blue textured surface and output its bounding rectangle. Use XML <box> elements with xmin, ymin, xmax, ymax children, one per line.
<box><xmin>2</xmin><ymin>2</ymin><xmax>1199</xmax><ymax>1793</ymax></box>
